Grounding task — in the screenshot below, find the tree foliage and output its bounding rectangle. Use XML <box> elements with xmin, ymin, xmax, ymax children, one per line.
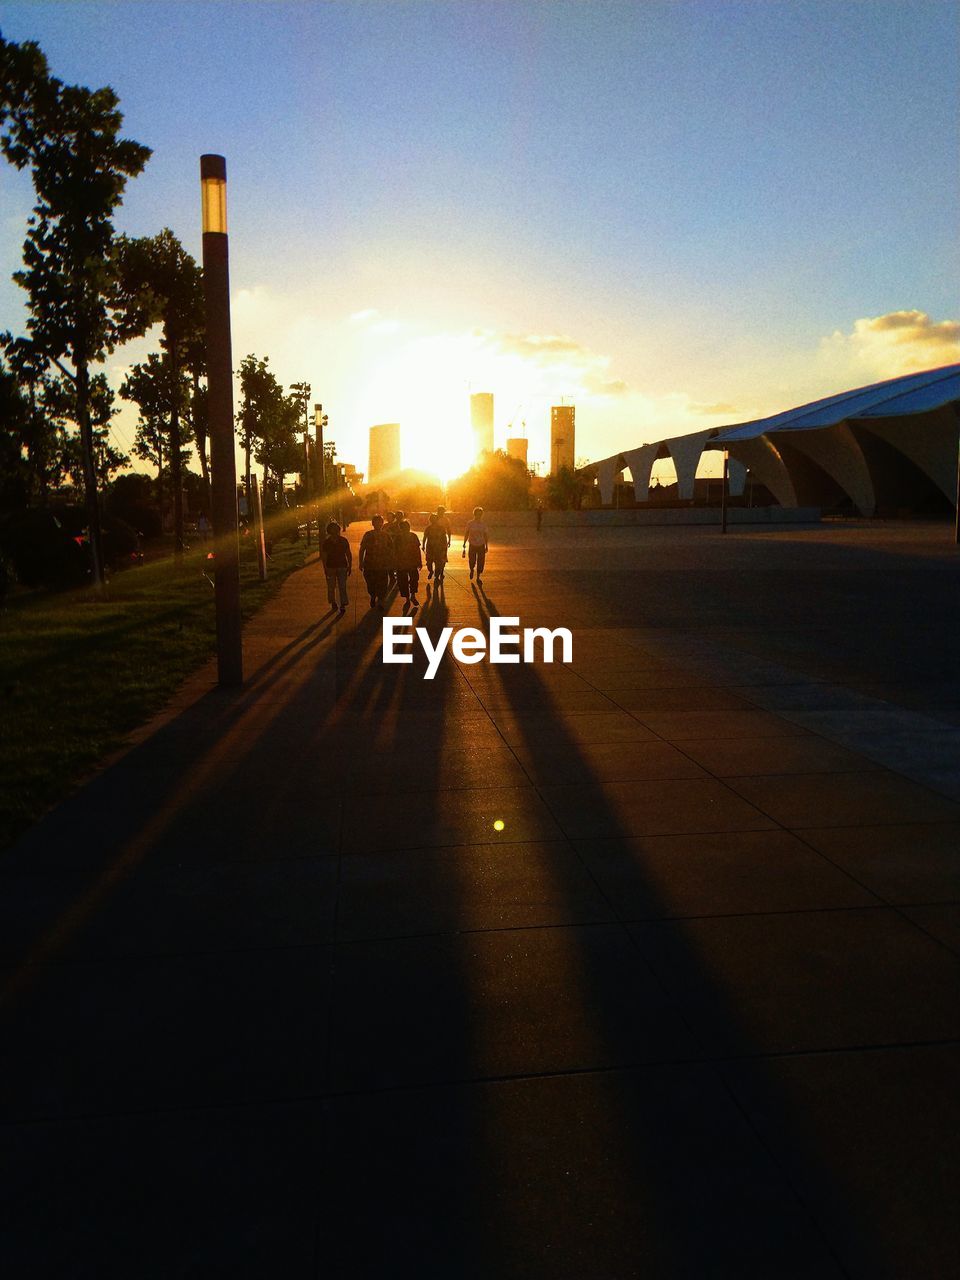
<box><xmin>447</xmin><ymin>449</ymin><xmax>531</xmax><ymax>511</ymax></box>
<box><xmin>236</xmin><ymin>355</ymin><xmax>302</xmax><ymax>502</ymax></box>
<box><xmin>0</xmin><ymin>32</ymin><xmax>151</xmax><ymax>582</ymax></box>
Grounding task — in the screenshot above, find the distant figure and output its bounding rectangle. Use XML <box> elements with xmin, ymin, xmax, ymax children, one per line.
<box><xmin>435</xmin><ymin>504</ymin><xmax>452</xmax><ymax>549</ymax></box>
<box><xmin>359</xmin><ymin>514</ymin><xmax>391</xmax><ymax>609</ymax></box>
<box><xmin>462</xmin><ymin>505</ymin><xmax>489</xmax><ymax>584</ymax></box>
<box><xmin>321</xmin><ymin>520</ymin><xmax>352</xmax><ymax>615</ymax></box>
<box><xmin>383</xmin><ymin>511</ymin><xmax>399</xmax><ymax>585</ymax></box>
<box><xmin>423</xmin><ymin>513</ymin><xmax>449</xmax><ymax>584</ymax></box>
<box><xmin>536</xmin><ymin>500</ymin><xmax>543</xmax><ymax>533</ymax></box>
<box><xmin>395</xmin><ymin>518</ymin><xmax>422</xmax><ymax>610</ymax></box>
<box><xmin>197</xmin><ymin>511</ymin><xmax>211</xmax><ymax>541</ymax></box>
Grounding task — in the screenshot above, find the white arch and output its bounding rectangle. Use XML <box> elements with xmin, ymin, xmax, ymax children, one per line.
<box><xmin>665</xmin><ymin>431</ymin><xmax>711</xmax><ymax>500</ymax></box>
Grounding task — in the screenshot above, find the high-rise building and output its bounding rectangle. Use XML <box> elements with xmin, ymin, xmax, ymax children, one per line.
<box><xmin>470</xmin><ymin>392</ymin><xmax>494</xmax><ymax>457</ymax></box>
<box><xmin>550</xmin><ymin>405</ymin><xmax>575</xmax><ymax>474</ymax></box>
<box><xmin>506</xmin><ymin>436</ymin><xmax>528</xmax><ymax>467</ymax></box>
<box><xmin>368</xmin><ymin>422</ymin><xmax>401</xmax><ymax>485</ymax></box>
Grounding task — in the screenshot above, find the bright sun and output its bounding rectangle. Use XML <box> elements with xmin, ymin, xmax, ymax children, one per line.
<box><xmin>358</xmin><ymin>337</ymin><xmax>479</xmax><ymax>481</ymax></box>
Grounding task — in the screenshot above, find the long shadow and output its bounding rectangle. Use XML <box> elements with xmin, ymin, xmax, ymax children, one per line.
<box><xmin>450</xmin><ymin>579</ymin><xmax>884</xmax><ymax>1278</ymax></box>
<box><xmin>0</xmin><ymin>548</ymin><xmax>891</xmax><ymax>1275</ymax></box>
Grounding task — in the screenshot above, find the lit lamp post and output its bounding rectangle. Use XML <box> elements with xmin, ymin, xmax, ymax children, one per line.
<box><xmin>314</xmin><ymin>403</ymin><xmax>328</xmax><ymax>498</ymax></box>
<box><xmin>200</xmin><ymin>154</ymin><xmax>242</xmax><ymax>686</ymax></box>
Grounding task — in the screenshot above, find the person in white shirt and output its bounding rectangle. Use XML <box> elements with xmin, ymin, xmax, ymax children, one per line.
<box><xmin>462</xmin><ymin>505</ymin><xmax>489</xmax><ymax>583</ymax></box>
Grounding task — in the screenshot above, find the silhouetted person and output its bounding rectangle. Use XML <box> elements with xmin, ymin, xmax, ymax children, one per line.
<box><xmin>383</xmin><ymin>511</ymin><xmax>399</xmax><ymax>585</ymax></box>
<box><xmin>359</xmin><ymin>514</ymin><xmax>391</xmax><ymax>609</ymax></box>
<box><xmin>423</xmin><ymin>513</ymin><xmax>449</xmax><ymax>584</ymax></box>
<box><xmin>536</xmin><ymin>500</ymin><xmax>543</xmax><ymax>532</ymax></box>
<box><xmin>435</xmin><ymin>504</ymin><xmax>452</xmax><ymax>549</ymax></box>
<box><xmin>395</xmin><ymin>518</ymin><xmax>422</xmax><ymax>610</ymax></box>
<box><xmin>463</xmin><ymin>505</ymin><xmax>489</xmax><ymax>584</ymax></box>
<box><xmin>321</xmin><ymin>520</ymin><xmax>351</xmax><ymax>615</ymax></box>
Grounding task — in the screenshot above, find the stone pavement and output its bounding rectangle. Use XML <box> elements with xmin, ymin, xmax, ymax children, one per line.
<box><xmin>1</xmin><ymin>521</ymin><xmax>958</xmax><ymax>1278</ymax></box>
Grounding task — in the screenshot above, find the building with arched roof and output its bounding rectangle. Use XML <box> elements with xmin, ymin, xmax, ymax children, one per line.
<box><xmin>582</xmin><ymin>364</ymin><xmax>960</xmax><ymax>516</ymax></box>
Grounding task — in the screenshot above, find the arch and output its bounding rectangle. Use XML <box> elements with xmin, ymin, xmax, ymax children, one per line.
<box><xmin>779</xmin><ymin>421</ymin><xmax>876</xmax><ymax>515</ymax></box>
<box><xmin>727</xmin><ymin>457</ymin><xmax>748</xmax><ymax>497</ymax></box>
<box><xmin>854</xmin><ymin>405</ymin><xmax>959</xmax><ymax>504</ymax></box>
<box><xmin>726</xmin><ymin>437</ymin><xmax>799</xmax><ymax>508</ymax></box>
<box><xmin>596</xmin><ymin>456</ymin><xmax>622</xmax><ymax>506</ymax></box>
<box><xmin>621</xmin><ymin>444</ymin><xmax>660</xmax><ymax>502</ymax></box>
<box><xmin>664</xmin><ymin>431</ymin><xmax>711</xmax><ymax>500</ymax></box>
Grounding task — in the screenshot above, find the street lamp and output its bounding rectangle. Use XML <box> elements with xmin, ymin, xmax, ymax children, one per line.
<box><xmin>200</xmin><ymin>154</ymin><xmax>242</xmax><ymax>686</ymax></box>
<box><xmin>314</xmin><ymin>403</ymin><xmax>328</xmax><ymax>496</ymax></box>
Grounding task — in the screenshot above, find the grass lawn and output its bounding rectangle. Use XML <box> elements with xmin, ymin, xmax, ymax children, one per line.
<box><xmin>0</xmin><ymin>535</ymin><xmax>308</xmax><ymax>851</ymax></box>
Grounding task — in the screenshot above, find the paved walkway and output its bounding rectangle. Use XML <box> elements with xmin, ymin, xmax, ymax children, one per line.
<box><xmin>1</xmin><ymin>523</ymin><xmax>958</xmax><ymax>1278</ymax></box>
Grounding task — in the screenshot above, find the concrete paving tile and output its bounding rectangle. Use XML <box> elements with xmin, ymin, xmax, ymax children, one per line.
<box><xmin>722</xmin><ymin>1045</ymin><xmax>960</xmax><ymax>1280</ymax></box>
<box><xmin>601</xmin><ymin>686</ymin><xmax>756</xmax><ymax>712</ymax></box>
<box><xmin>725</xmin><ymin>772</ymin><xmax>960</xmax><ymax>828</ymax></box>
<box><xmin>337</xmin><ymin>841</ymin><xmax>615</xmax><ymax>940</ymax></box>
<box><xmin>799</xmin><ymin>823</ymin><xmax>960</xmax><ymax>904</ymax></box>
<box><xmin>781</xmin><ymin>706</ymin><xmax>951</xmax><ymax>737</ymax></box>
<box><xmin>511</xmin><ymin>740</ymin><xmax>709</xmax><ymax>784</ymax></box>
<box><xmin>50</xmin><ymin>857</ymin><xmax>340</xmax><ymax>960</ymax></box>
<box><xmin>630</xmin><ymin>909</ymin><xmax>960</xmax><ymax>1055</ymax></box>
<box><xmin>539</xmin><ymin>777</ymin><xmax>777</xmax><ymax>838</ymax></box>
<box><xmin>340</xmin><ymin>785</ymin><xmax>563</xmax><ymax>854</ymax></box>
<box><xmin>900</xmin><ymin>903</ymin><xmax>960</xmax><ymax>955</ymax></box>
<box><xmin>678</xmin><ymin>735</ymin><xmax>880</xmax><ymax>777</ymax></box>
<box><xmin>328</xmin><ymin>925</ymin><xmax>696</xmax><ymax>1090</ymax></box>
<box><xmin>344</xmin><ymin>748</ymin><xmax>521</xmax><ymax>795</ymax></box>
<box><xmin>629</xmin><ymin>708</ymin><xmax>813</xmax><ymax>741</ymax></box>
<box><xmin>321</xmin><ymin>1066</ymin><xmax>843</xmax><ymax>1278</ymax></box>
<box><xmin>574</xmin><ymin>831</ymin><xmax>877</xmax><ymax>918</ymax></box>
<box><xmin>0</xmin><ymin>945</ymin><xmax>332</xmax><ymax>1120</ymax></box>
<box><xmin>472</xmin><ymin>688</ymin><xmax>617</xmax><ymax>715</ymax></box>
<box><xmin>735</xmin><ymin>684</ymin><xmax>883</xmax><ymax>712</ymax></box>
<box><xmin>0</xmin><ymin>1101</ymin><xmax>324</xmax><ymax>1277</ymax></box>
<box><xmin>488</xmin><ymin>710</ymin><xmax>658</xmax><ymax>747</ymax></box>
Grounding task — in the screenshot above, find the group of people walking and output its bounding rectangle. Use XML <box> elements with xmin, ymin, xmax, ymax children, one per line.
<box><xmin>319</xmin><ymin>504</ymin><xmax>490</xmax><ymax>614</ymax></box>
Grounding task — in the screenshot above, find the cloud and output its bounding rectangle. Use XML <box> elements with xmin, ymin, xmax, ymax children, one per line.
<box><xmin>472</xmin><ymin>327</ymin><xmax>630</xmax><ymax>399</ymax></box>
<box><xmin>687</xmin><ymin>400</ymin><xmax>739</xmax><ymax>416</ymax></box>
<box><xmin>348</xmin><ymin>308</ymin><xmax>381</xmax><ymax>325</ymax></box>
<box><xmin>820</xmin><ymin>309</ymin><xmax>960</xmax><ymax>379</ymax></box>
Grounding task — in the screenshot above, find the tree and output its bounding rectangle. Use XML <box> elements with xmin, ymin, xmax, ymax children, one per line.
<box><xmin>236</xmin><ymin>355</ymin><xmax>301</xmax><ymax>503</ymax></box>
<box><xmin>0</xmin><ymin>34</ymin><xmax>151</xmax><ymax>583</ymax></box>
<box><xmin>546</xmin><ymin>465</ymin><xmax>586</xmax><ymax>511</ymax></box>
<box><xmin>0</xmin><ymin>333</ymin><xmax>70</xmax><ymax>506</ymax></box>
<box><xmin>116</xmin><ymin>229</ymin><xmax>203</xmax><ymax>556</ymax></box>
<box><xmin>119</xmin><ymin>352</ymin><xmax>191</xmax><ymax>521</ymax></box>
<box><xmin>447</xmin><ymin>449</ymin><xmax>531</xmax><ymax>511</ymax></box>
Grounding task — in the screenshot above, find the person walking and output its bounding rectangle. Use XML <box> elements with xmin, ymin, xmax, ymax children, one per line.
<box><xmin>423</xmin><ymin>513</ymin><xmax>449</xmax><ymax>585</ymax></box>
<box><xmin>462</xmin><ymin>505</ymin><xmax>489</xmax><ymax>584</ymax></box>
<box><xmin>359</xmin><ymin>514</ymin><xmax>391</xmax><ymax>608</ymax></box>
<box><xmin>436</xmin><ymin>504</ymin><xmax>452</xmax><ymax>551</ymax></box>
<box><xmin>320</xmin><ymin>520</ymin><xmax>352</xmax><ymax>615</ymax></box>
<box><xmin>395</xmin><ymin>518</ymin><xmax>422</xmax><ymax>610</ymax></box>
<box><xmin>383</xmin><ymin>511</ymin><xmax>399</xmax><ymax>586</ymax></box>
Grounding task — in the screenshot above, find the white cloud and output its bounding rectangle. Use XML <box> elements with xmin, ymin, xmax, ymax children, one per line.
<box><xmin>819</xmin><ymin>309</ymin><xmax>960</xmax><ymax>380</ymax></box>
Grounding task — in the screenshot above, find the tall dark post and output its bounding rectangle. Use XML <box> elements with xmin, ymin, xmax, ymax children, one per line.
<box><xmin>720</xmin><ymin>448</ymin><xmax>729</xmax><ymax>535</ymax></box>
<box><xmin>200</xmin><ymin>154</ymin><xmax>243</xmax><ymax>686</ymax></box>
<box><xmin>315</xmin><ymin>403</ymin><xmax>327</xmax><ymax>496</ymax></box>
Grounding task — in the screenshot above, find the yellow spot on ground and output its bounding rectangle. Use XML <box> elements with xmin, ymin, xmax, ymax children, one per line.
<box><xmin>493</xmin><ymin>819</ymin><xmax>505</xmax><ymax>832</ymax></box>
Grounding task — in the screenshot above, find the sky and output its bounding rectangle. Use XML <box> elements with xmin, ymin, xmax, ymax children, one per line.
<box><xmin>1</xmin><ymin>0</ymin><xmax>958</xmax><ymax>480</ymax></box>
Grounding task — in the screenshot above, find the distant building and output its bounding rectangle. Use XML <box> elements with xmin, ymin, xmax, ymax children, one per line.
<box><xmin>550</xmin><ymin>405</ymin><xmax>575</xmax><ymax>474</ymax></box>
<box><xmin>368</xmin><ymin>423</ymin><xmax>400</xmax><ymax>485</ymax></box>
<box><xmin>470</xmin><ymin>392</ymin><xmax>494</xmax><ymax>457</ymax></box>
<box><xmin>506</xmin><ymin>436</ymin><xmax>529</xmax><ymax>467</ymax></box>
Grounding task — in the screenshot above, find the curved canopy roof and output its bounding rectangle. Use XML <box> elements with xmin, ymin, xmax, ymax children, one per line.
<box><xmin>717</xmin><ymin>363</ymin><xmax>960</xmax><ymax>443</ymax></box>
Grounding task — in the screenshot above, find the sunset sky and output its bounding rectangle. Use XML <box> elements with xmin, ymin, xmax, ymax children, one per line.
<box><xmin>1</xmin><ymin>0</ymin><xmax>957</xmax><ymax>480</ymax></box>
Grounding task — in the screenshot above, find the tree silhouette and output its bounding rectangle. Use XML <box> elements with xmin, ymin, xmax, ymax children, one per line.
<box><xmin>0</xmin><ymin>33</ymin><xmax>151</xmax><ymax>583</ymax></box>
<box><xmin>116</xmin><ymin>230</ymin><xmax>203</xmax><ymax>557</ymax></box>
